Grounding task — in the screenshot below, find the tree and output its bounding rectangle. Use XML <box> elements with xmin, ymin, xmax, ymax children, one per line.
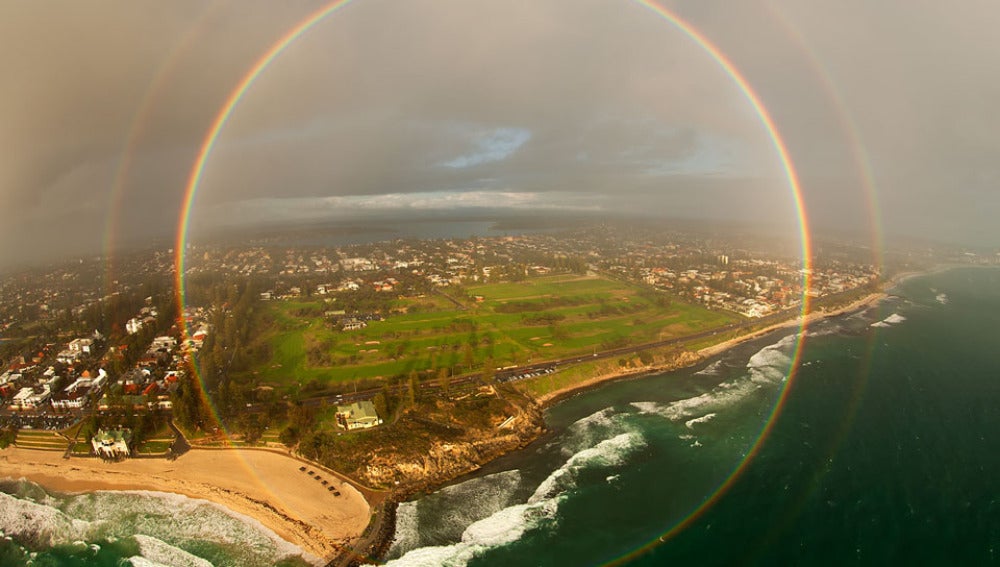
<box><xmin>437</xmin><ymin>367</ymin><xmax>450</xmax><ymax>397</ymax></box>
<box><xmin>638</xmin><ymin>350</ymin><xmax>654</xmax><ymax>366</ymax></box>
<box><xmin>407</xmin><ymin>371</ymin><xmax>419</xmax><ymax>407</ymax></box>
<box><xmin>0</xmin><ymin>425</ymin><xmax>17</xmax><ymax>449</ymax></box>
<box><xmin>482</xmin><ymin>357</ymin><xmax>496</xmax><ymax>384</ymax></box>
<box><xmin>373</xmin><ymin>392</ymin><xmax>389</xmax><ymax>422</ymax></box>
<box><xmin>463</xmin><ymin>343</ymin><xmax>475</xmax><ymax>370</ymax></box>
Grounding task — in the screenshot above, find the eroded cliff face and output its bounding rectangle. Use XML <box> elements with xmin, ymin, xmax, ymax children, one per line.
<box><xmin>359</xmin><ymin>399</ymin><xmax>544</xmax><ymax>489</ymax></box>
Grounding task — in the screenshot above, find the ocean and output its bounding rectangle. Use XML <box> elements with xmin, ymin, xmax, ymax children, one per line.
<box><xmin>1</xmin><ymin>267</ymin><xmax>997</xmax><ymax>565</ymax></box>
<box><xmin>381</xmin><ymin>267</ymin><xmax>999</xmax><ymax>566</ymax></box>
<box><xmin>0</xmin><ymin>483</ymin><xmax>315</xmax><ymax>566</ymax></box>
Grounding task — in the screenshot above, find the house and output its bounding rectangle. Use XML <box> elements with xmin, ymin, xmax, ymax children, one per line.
<box><xmin>10</xmin><ymin>385</ymin><xmax>51</xmax><ymax>410</ymax></box>
<box><xmin>68</xmin><ymin>338</ymin><xmax>94</xmax><ymax>354</ymax></box>
<box><xmin>91</xmin><ymin>428</ymin><xmax>132</xmax><ymax>460</ymax></box>
<box><xmin>341</xmin><ymin>318</ymin><xmax>367</xmax><ymax>331</ymax></box>
<box><xmin>126</xmin><ymin>317</ymin><xmax>144</xmax><ymax>335</ymax></box>
<box><xmin>56</xmin><ymin>349</ymin><xmax>81</xmax><ymax>365</ymax></box>
<box><xmin>151</xmin><ymin>336</ymin><xmax>177</xmax><ymax>350</ymax></box>
<box><xmin>51</xmin><ymin>387</ymin><xmax>90</xmax><ymax>410</ymax></box>
<box><xmin>335</xmin><ymin>400</ymin><xmax>382</xmax><ymax>430</ymax></box>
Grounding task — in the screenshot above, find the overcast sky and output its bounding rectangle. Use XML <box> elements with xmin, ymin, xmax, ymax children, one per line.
<box><xmin>2</xmin><ymin>0</ymin><xmax>998</xmax><ymax>269</ymax></box>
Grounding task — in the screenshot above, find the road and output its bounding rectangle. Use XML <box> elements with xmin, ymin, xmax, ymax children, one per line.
<box><xmin>299</xmin><ymin>303</ymin><xmax>812</xmax><ymax>409</ymax></box>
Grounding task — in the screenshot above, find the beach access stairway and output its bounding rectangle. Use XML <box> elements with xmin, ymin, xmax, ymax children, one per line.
<box><xmin>14</xmin><ymin>429</ymin><xmax>70</xmax><ymax>452</ymax></box>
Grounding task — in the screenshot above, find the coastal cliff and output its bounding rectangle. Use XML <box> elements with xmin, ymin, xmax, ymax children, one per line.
<box><xmin>298</xmin><ymin>386</ymin><xmax>546</xmax><ymax>493</ymax></box>
<box><xmin>361</xmin><ymin>401</ymin><xmax>545</xmax><ymax>488</ymax></box>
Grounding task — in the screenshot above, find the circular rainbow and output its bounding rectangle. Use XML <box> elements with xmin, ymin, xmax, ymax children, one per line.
<box><xmin>173</xmin><ymin>1</ymin><xmax>817</xmax><ymax>563</ymax></box>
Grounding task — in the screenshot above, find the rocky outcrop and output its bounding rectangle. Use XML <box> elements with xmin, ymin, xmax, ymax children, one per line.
<box><xmin>359</xmin><ymin>401</ymin><xmax>544</xmax><ymax>490</ymax></box>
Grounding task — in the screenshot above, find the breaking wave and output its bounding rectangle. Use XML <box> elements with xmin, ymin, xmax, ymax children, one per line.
<box><xmin>128</xmin><ymin>558</ymin><xmax>175</xmax><ymax>567</ymax></box>
<box><xmin>632</xmin><ymin>333</ymin><xmax>795</xmax><ymax>424</ymax></box>
<box><xmin>694</xmin><ymin>360</ymin><xmax>724</xmax><ymax>376</ymax></box>
<box><xmin>381</xmin><ymin>424</ymin><xmax>646</xmax><ymax>566</ymax></box>
<box><xmin>746</xmin><ymin>334</ymin><xmax>796</xmax><ymax>385</ymax></box>
<box><xmin>386</xmin><ymin>470</ymin><xmax>523</xmax><ymax>559</ymax></box>
<box><xmin>685</xmin><ymin>413</ymin><xmax>717</xmax><ymax>429</ymax></box>
<box><xmin>529</xmin><ymin>432</ymin><xmax>645</xmax><ymax>504</ymax></box>
<box><xmin>871</xmin><ymin>313</ymin><xmax>907</xmax><ymax>328</ymax></box>
<box><xmin>0</xmin><ymin>479</ymin><xmax>316</xmax><ymax>566</ymax></box>
<box><xmin>132</xmin><ymin>534</ymin><xmax>213</xmax><ymax>567</ymax></box>
<box><xmin>559</xmin><ymin>406</ymin><xmax>636</xmax><ymax>456</ymax></box>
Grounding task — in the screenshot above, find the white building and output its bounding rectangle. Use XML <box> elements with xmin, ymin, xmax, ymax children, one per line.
<box><xmin>126</xmin><ymin>317</ymin><xmax>144</xmax><ymax>335</ymax></box>
<box><xmin>11</xmin><ymin>385</ymin><xmax>51</xmax><ymax>410</ymax></box>
<box><xmin>335</xmin><ymin>401</ymin><xmax>382</xmax><ymax>430</ymax></box>
<box><xmin>56</xmin><ymin>349</ymin><xmax>81</xmax><ymax>365</ymax></box>
<box><xmin>68</xmin><ymin>338</ymin><xmax>94</xmax><ymax>354</ymax></box>
<box><xmin>91</xmin><ymin>429</ymin><xmax>132</xmax><ymax>460</ymax></box>
<box><xmin>151</xmin><ymin>336</ymin><xmax>177</xmax><ymax>350</ymax></box>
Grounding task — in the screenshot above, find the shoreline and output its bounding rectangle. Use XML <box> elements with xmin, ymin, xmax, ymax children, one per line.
<box><xmin>366</xmin><ymin>287</ymin><xmax>900</xmax><ymax>562</ymax></box>
<box><xmin>535</xmin><ymin>288</ymin><xmax>890</xmax><ymax>409</ymax></box>
<box><xmin>0</xmin><ymin>446</ymin><xmax>372</xmax><ymax>564</ymax></box>
<box><xmin>1</xmin><ymin>273</ymin><xmax>943</xmax><ymax>565</ymax></box>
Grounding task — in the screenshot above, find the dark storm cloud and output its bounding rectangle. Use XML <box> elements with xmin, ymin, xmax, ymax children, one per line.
<box><xmin>1</xmin><ymin>0</ymin><xmax>998</xmax><ymax>268</ymax></box>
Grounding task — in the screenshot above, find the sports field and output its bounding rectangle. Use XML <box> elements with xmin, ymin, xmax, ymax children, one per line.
<box><xmin>252</xmin><ymin>274</ymin><xmax>736</xmax><ymax>387</ymax></box>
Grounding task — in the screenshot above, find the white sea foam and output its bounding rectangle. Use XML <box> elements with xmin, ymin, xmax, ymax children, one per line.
<box><xmin>134</xmin><ymin>534</ymin><xmax>213</xmax><ymax>567</ymax></box>
<box><xmin>560</xmin><ymin>407</ymin><xmax>630</xmax><ymax>455</ymax></box>
<box><xmin>805</xmin><ymin>327</ymin><xmax>839</xmax><ymax>338</ymax></box>
<box><xmin>380</xmin><ymin>496</ymin><xmax>560</xmax><ymax>567</ymax></box>
<box><xmin>460</xmin><ymin>500</ymin><xmax>551</xmax><ymax>547</ymax></box>
<box><xmin>871</xmin><ymin>313</ymin><xmax>906</xmax><ymax>328</ymax></box>
<box><xmin>694</xmin><ymin>360</ymin><xmax>724</xmax><ymax>376</ymax></box>
<box><xmin>0</xmin><ymin>490</ymin><xmax>91</xmax><ymax>546</ymax></box>
<box><xmin>567</xmin><ymin>407</ymin><xmax>614</xmax><ymax>431</ymax></box>
<box><xmin>104</xmin><ymin>490</ymin><xmax>319</xmax><ymax>565</ymax></box>
<box><xmin>387</xmin><ymin>501</ymin><xmax>421</xmax><ymax>559</ymax></box>
<box><xmin>380</xmin><ymin>429</ymin><xmax>645</xmax><ymax>567</ymax></box>
<box><xmin>530</xmin><ymin>432</ymin><xmax>645</xmax><ymax>504</ymax></box>
<box><xmin>387</xmin><ymin>470</ymin><xmax>523</xmax><ymax>559</ymax></box>
<box><xmin>127</xmin><ymin>558</ymin><xmax>174</xmax><ymax>567</ymax></box>
<box><xmin>634</xmin><ymin>334</ymin><xmax>795</xmax><ymax>424</ymax></box>
<box><xmin>640</xmin><ymin>379</ymin><xmax>757</xmax><ymax>423</ymax></box>
<box><xmin>936</xmin><ymin>293</ymin><xmax>948</xmax><ymax>304</ymax></box>
<box><xmin>0</xmin><ymin>481</ymin><xmax>319</xmax><ymax>567</ymax></box>
<box><xmin>629</xmin><ymin>401</ymin><xmax>660</xmax><ymax>414</ymax></box>
<box><xmin>684</xmin><ymin>413</ymin><xmax>717</xmax><ymax>429</ymax></box>
<box><xmin>746</xmin><ymin>334</ymin><xmax>795</xmax><ymax>385</ymax></box>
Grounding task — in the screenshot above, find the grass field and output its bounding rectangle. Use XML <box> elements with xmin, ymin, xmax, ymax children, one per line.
<box><xmin>135</xmin><ymin>440</ymin><xmax>172</xmax><ymax>454</ymax></box>
<box><xmin>250</xmin><ymin>274</ymin><xmax>737</xmax><ymax>389</ymax></box>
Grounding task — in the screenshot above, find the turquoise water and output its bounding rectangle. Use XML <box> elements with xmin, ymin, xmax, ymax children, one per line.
<box><xmin>383</xmin><ymin>267</ymin><xmax>1000</xmax><ymax>566</ymax></box>
<box><xmin>0</xmin><ymin>481</ymin><xmax>315</xmax><ymax>566</ymax></box>
<box><xmin>1</xmin><ymin>267</ymin><xmax>997</xmax><ymax>565</ymax></box>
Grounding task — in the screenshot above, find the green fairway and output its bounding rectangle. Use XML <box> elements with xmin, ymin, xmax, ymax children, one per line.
<box><xmin>250</xmin><ymin>274</ymin><xmax>738</xmax><ymax>388</ymax></box>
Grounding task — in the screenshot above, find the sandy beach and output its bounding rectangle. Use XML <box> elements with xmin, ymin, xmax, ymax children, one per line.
<box><xmin>0</xmin><ymin>283</ymin><xmax>913</xmax><ymax>563</ymax></box>
<box><xmin>0</xmin><ymin>446</ymin><xmax>372</xmax><ymax>563</ymax></box>
<box><xmin>696</xmin><ymin>291</ymin><xmax>887</xmax><ymax>358</ymax></box>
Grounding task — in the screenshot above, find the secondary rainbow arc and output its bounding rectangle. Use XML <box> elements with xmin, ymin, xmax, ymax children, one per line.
<box><xmin>173</xmin><ymin>2</ymin><xmax>816</xmax><ymax>563</ymax></box>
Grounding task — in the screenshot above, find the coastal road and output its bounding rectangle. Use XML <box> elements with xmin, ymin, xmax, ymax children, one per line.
<box><xmin>298</xmin><ymin>286</ymin><xmax>878</xmax><ymax>408</ymax></box>
<box><xmin>299</xmin><ymin>305</ymin><xmax>803</xmax><ymax>408</ymax></box>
